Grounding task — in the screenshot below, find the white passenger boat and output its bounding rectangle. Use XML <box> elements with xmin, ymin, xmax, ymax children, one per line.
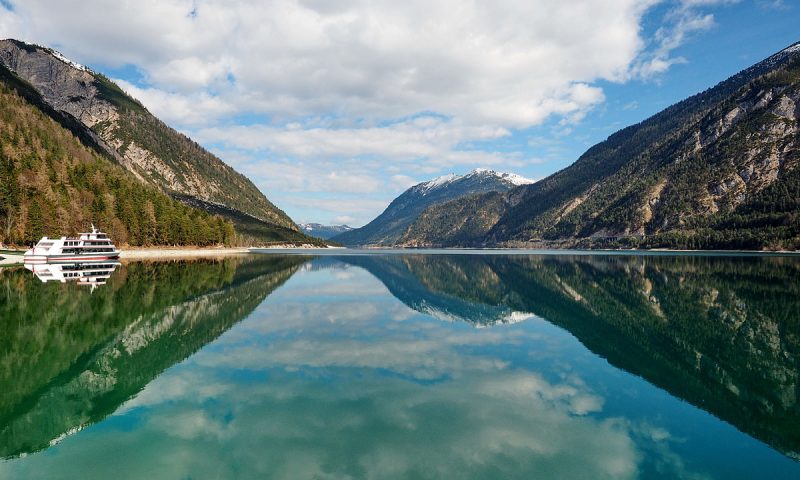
<box><xmin>24</xmin><ymin>261</ymin><xmax>121</xmax><ymax>288</ymax></box>
<box><xmin>23</xmin><ymin>225</ymin><xmax>121</xmax><ymax>263</ymax></box>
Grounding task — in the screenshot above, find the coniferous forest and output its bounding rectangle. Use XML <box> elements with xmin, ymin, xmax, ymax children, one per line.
<box><xmin>0</xmin><ymin>83</ymin><xmax>236</xmax><ymax>246</ymax></box>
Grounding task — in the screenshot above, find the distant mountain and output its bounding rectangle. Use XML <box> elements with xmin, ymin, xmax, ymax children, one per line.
<box><xmin>299</xmin><ymin>223</ymin><xmax>354</xmax><ymax>240</ymax></box>
<box><xmin>331</xmin><ymin>168</ymin><xmax>533</xmax><ymax>246</ymax></box>
<box><xmin>0</xmin><ymin>39</ymin><xmax>319</xmax><ymax>245</ymax></box>
<box><xmin>400</xmin><ymin>42</ymin><xmax>800</xmax><ymax>250</ymax></box>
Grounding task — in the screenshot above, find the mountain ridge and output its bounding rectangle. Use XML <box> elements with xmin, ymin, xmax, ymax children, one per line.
<box><xmin>0</xmin><ymin>77</ymin><xmax>236</xmax><ymax>246</ymax></box>
<box><xmin>299</xmin><ymin>223</ymin><xmax>354</xmax><ymax>240</ymax></box>
<box><xmin>400</xmin><ymin>41</ymin><xmax>800</xmax><ymax>250</ymax></box>
<box><xmin>332</xmin><ymin>168</ymin><xmax>533</xmax><ymax>246</ymax></box>
<box><xmin>0</xmin><ymin>39</ymin><xmax>317</xmax><ymax>245</ymax></box>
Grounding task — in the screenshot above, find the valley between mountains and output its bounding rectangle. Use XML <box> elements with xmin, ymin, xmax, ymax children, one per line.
<box><xmin>336</xmin><ymin>42</ymin><xmax>800</xmax><ymax>251</ymax></box>
<box><xmin>0</xmin><ymin>38</ymin><xmax>798</xmax><ymax>250</ymax></box>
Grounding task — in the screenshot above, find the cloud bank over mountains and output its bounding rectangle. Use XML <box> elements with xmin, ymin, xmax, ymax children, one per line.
<box><xmin>0</xmin><ymin>0</ymin><xmax>739</xmax><ymax>224</ymax></box>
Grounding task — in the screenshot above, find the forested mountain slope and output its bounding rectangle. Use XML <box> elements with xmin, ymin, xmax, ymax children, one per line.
<box><xmin>401</xmin><ymin>42</ymin><xmax>800</xmax><ymax>250</ymax></box>
<box><xmin>0</xmin><ymin>79</ymin><xmax>234</xmax><ymax>246</ymax></box>
<box><xmin>0</xmin><ymin>39</ymin><xmax>318</xmax><ymax>245</ymax></box>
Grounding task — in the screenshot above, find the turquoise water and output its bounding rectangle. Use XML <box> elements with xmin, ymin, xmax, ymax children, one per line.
<box><xmin>0</xmin><ymin>253</ymin><xmax>798</xmax><ymax>479</ymax></box>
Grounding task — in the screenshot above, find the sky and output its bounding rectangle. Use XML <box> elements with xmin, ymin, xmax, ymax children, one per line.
<box><xmin>0</xmin><ymin>1</ymin><xmax>798</xmax><ymax>227</ymax></box>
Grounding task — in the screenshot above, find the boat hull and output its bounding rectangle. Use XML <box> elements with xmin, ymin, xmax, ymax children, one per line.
<box><xmin>23</xmin><ymin>251</ymin><xmax>121</xmax><ymax>264</ymax></box>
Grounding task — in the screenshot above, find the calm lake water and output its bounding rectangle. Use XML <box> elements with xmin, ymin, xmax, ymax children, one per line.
<box><xmin>0</xmin><ymin>252</ymin><xmax>798</xmax><ymax>479</ymax></box>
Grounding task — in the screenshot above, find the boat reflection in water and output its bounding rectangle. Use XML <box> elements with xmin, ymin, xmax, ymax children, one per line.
<box><xmin>24</xmin><ymin>261</ymin><xmax>121</xmax><ymax>290</ymax></box>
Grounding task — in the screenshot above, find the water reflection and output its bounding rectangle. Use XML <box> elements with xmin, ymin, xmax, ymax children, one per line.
<box><xmin>337</xmin><ymin>254</ymin><xmax>800</xmax><ymax>459</ymax></box>
<box><xmin>0</xmin><ymin>255</ymin><xmax>307</xmax><ymax>458</ymax></box>
<box><xmin>0</xmin><ymin>253</ymin><xmax>798</xmax><ymax>479</ymax></box>
<box><xmin>24</xmin><ymin>261</ymin><xmax>120</xmax><ymax>289</ymax></box>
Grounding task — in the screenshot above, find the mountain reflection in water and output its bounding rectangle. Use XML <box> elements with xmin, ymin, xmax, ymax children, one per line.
<box><xmin>0</xmin><ymin>253</ymin><xmax>797</xmax><ymax>479</ymax></box>
<box><xmin>0</xmin><ymin>255</ymin><xmax>308</xmax><ymax>458</ymax></box>
<box><xmin>336</xmin><ymin>254</ymin><xmax>800</xmax><ymax>459</ymax></box>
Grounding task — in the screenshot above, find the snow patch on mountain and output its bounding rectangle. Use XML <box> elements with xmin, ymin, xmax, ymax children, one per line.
<box><xmin>416</xmin><ymin>168</ymin><xmax>534</xmax><ymax>194</ymax></box>
<box><xmin>49</xmin><ymin>49</ymin><xmax>88</xmax><ymax>72</ymax></box>
<box><xmin>416</xmin><ymin>300</ymin><xmax>539</xmax><ymax>327</ymax></box>
<box><xmin>469</xmin><ymin>168</ymin><xmax>535</xmax><ymax>186</ymax></box>
<box><xmin>300</xmin><ymin>223</ymin><xmax>354</xmax><ymax>239</ymax></box>
<box><xmin>782</xmin><ymin>43</ymin><xmax>800</xmax><ymax>54</ymax></box>
<box><xmin>419</xmin><ymin>173</ymin><xmax>458</xmax><ymax>192</ymax></box>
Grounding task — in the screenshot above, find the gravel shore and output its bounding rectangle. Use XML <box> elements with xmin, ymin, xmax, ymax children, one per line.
<box><xmin>119</xmin><ymin>248</ymin><xmax>251</xmax><ymax>259</ymax></box>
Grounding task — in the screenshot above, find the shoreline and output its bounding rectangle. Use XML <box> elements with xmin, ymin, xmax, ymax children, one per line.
<box><xmin>2</xmin><ymin>246</ymin><xmax>797</xmax><ymax>265</ymax></box>
<box><xmin>120</xmin><ymin>247</ymin><xmax>251</xmax><ymax>259</ymax></box>
<box><xmin>249</xmin><ymin>247</ymin><xmax>800</xmax><ymax>256</ymax></box>
<box><xmin>119</xmin><ymin>244</ymin><xmax>331</xmax><ymax>259</ymax></box>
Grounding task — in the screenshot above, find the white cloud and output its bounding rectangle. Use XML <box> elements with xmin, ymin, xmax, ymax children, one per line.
<box><xmin>280</xmin><ymin>195</ymin><xmax>390</xmax><ymax>217</ymax></box>
<box><xmin>195</xmin><ymin>117</ymin><xmax>510</xmax><ymax>159</ymax></box>
<box><xmin>3</xmin><ymin>0</ymin><xmax>657</xmax><ymax>128</ymax></box>
<box><xmin>0</xmin><ymin>0</ymin><xmax>738</xmax><ymax>223</ymax></box>
<box><xmin>225</xmin><ymin>158</ymin><xmax>384</xmax><ymax>195</ymax></box>
<box><xmin>757</xmin><ymin>0</ymin><xmax>788</xmax><ymax>10</ymax></box>
<box><xmin>389</xmin><ymin>174</ymin><xmax>418</xmax><ymax>191</ymax></box>
<box><xmin>631</xmin><ymin>0</ymin><xmax>740</xmax><ymax>78</ymax></box>
<box><xmin>623</xmin><ymin>100</ymin><xmax>640</xmax><ymax>111</ymax></box>
<box><xmin>115</xmin><ymin>79</ymin><xmax>235</xmax><ymax>126</ymax></box>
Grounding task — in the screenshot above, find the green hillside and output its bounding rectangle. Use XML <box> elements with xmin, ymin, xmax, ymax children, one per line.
<box><xmin>0</xmin><ymin>39</ymin><xmax>321</xmax><ymax>246</ymax></box>
<box><xmin>0</xmin><ymin>80</ymin><xmax>234</xmax><ymax>246</ymax></box>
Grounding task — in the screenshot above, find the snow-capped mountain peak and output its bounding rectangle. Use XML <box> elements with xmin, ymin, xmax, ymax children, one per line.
<box><xmin>466</xmin><ymin>168</ymin><xmax>534</xmax><ymax>186</ymax></box>
<box><xmin>334</xmin><ymin>167</ymin><xmax>534</xmax><ymax>245</ymax></box>
<box><xmin>300</xmin><ymin>223</ymin><xmax>354</xmax><ymax>240</ymax></box>
<box><xmin>417</xmin><ymin>168</ymin><xmax>533</xmax><ymax>193</ymax></box>
<box><xmin>419</xmin><ymin>173</ymin><xmax>459</xmax><ymax>192</ymax></box>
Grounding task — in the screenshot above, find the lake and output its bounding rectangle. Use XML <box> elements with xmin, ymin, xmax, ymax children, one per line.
<box><xmin>0</xmin><ymin>252</ymin><xmax>798</xmax><ymax>479</ymax></box>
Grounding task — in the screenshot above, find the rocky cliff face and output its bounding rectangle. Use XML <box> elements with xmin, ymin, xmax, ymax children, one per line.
<box><xmin>0</xmin><ymin>39</ymin><xmax>299</xmax><ymax>236</ymax></box>
<box><xmin>0</xmin><ymin>42</ymin><xmax>114</xmax><ymax>128</ymax></box>
<box><xmin>400</xmin><ymin>42</ymin><xmax>800</xmax><ymax>250</ymax></box>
